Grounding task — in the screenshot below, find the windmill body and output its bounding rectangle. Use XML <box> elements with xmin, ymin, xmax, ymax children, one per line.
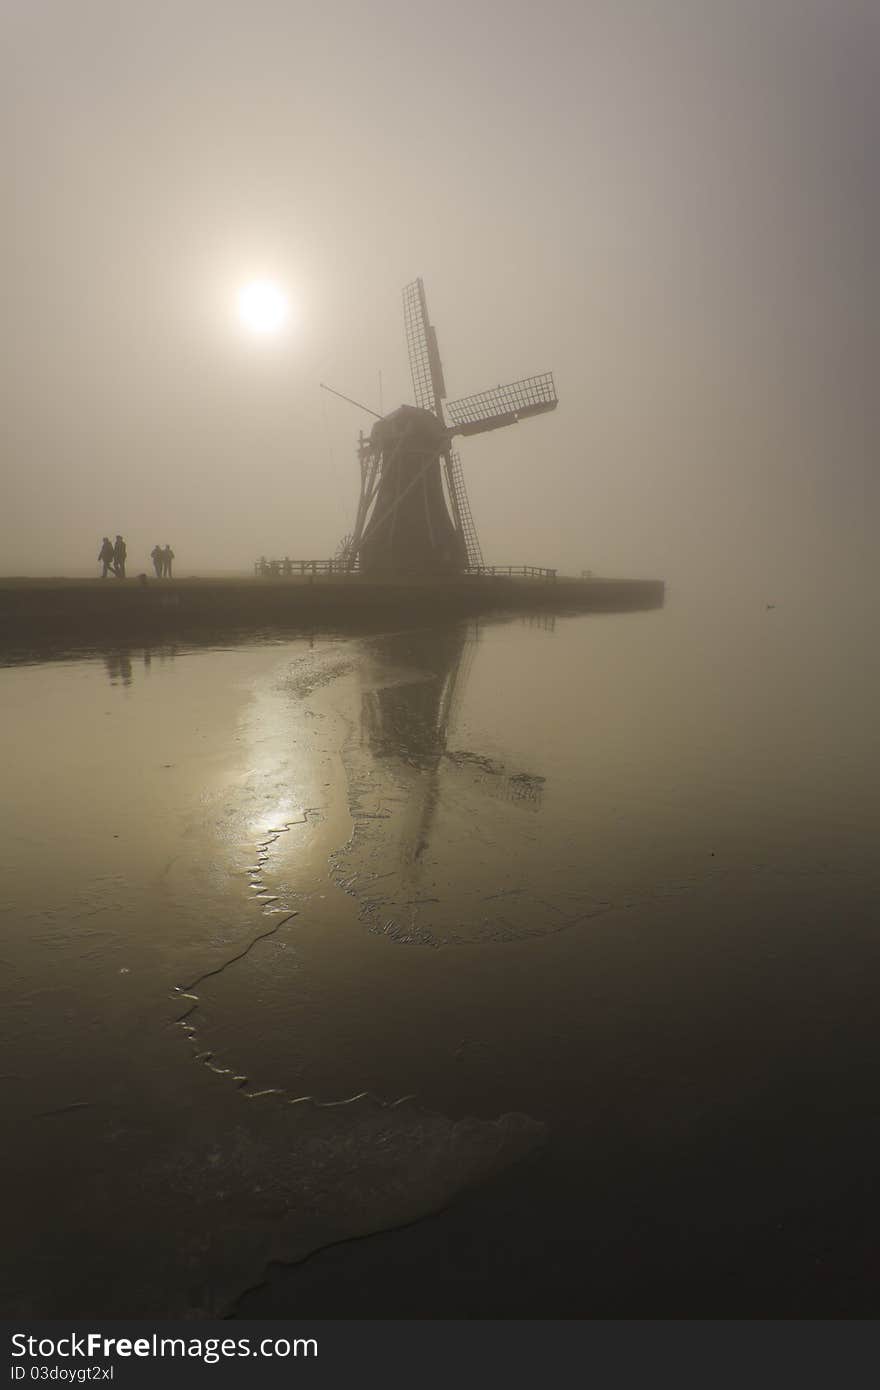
<box><xmin>358</xmin><ymin>406</ymin><xmax>467</xmax><ymax>575</ymax></box>
<box><xmin>342</xmin><ymin>279</ymin><xmax>558</xmax><ymax>577</ymax></box>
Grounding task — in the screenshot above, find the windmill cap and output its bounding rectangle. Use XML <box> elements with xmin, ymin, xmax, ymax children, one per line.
<box><xmin>371</xmin><ymin>404</ymin><xmax>448</xmax><ymax>450</ymax></box>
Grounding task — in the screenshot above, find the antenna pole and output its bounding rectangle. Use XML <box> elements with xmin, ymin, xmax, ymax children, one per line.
<box><xmin>319</xmin><ymin>382</ymin><xmax>383</xmax><ymax>420</ymax></box>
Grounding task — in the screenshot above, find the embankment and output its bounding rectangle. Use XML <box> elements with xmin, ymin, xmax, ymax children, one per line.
<box><xmin>0</xmin><ymin>574</ymin><xmax>665</xmax><ymax>649</ymax></box>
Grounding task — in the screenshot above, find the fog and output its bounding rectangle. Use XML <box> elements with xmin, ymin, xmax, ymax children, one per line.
<box><xmin>2</xmin><ymin>0</ymin><xmax>875</xmax><ymax>596</ymax></box>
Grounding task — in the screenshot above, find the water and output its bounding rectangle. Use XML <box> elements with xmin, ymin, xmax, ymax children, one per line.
<box><xmin>2</xmin><ymin>592</ymin><xmax>878</xmax><ymax>1316</ymax></box>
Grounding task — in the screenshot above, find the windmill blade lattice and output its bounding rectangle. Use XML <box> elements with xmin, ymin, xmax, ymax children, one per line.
<box><xmin>445</xmin><ymin>450</ymin><xmax>483</xmax><ymax>568</ymax></box>
<box><xmin>446</xmin><ymin>374</ymin><xmax>558</xmax><ymax>437</ymax></box>
<box><xmin>403</xmin><ymin>278</ymin><xmax>446</xmax><ymax>418</ymax></box>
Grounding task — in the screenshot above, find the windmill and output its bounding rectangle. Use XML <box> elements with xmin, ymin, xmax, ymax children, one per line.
<box><xmin>336</xmin><ymin>278</ymin><xmax>558</xmax><ymax>576</ymax></box>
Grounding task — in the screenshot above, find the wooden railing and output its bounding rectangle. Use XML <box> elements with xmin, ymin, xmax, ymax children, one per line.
<box><xmin>465</xmin><ymin>565</ymin><xmax>557</xmax><ymax>579</ymax></box>
<box><xmin>253</xmin><ymin>560</ymin><xmax>557</xmax><ymax>580</ymax></box>
<box><xmin>253</xmin><ymin>559</ymin><xmax>355</xmax><ymax>576</ymax></box>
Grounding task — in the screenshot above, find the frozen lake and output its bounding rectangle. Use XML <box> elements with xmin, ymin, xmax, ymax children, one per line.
<box><xmin>2</xmin><ymin>591</ymin><xmax>878</xmax><ymax>1316</ymax></box>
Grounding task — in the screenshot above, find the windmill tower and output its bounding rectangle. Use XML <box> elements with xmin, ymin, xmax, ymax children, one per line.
<box><xmin>340</xmin><ymin>278</ymin><xmax>558</xmax><ymax>576</ymax></box>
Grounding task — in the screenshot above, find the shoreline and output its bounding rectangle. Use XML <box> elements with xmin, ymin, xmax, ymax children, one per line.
<box><xmin>0</xmin><ymin>574</ymin><xmax>664</xmax><ymax>648</ymax></box>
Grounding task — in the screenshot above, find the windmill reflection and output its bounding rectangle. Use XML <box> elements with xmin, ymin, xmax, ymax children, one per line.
<box><xmin>334</xmin><ymin>622</ymin><xmax>546</xmax><ymax>945</ymax></box>
<box><xmin>358</xmin><ymin>625</ymin><xmax>479</xmax><ymax>873</ymax></box>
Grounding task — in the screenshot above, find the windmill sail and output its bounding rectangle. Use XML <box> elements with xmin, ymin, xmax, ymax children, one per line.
<box><xmin>446</xmin><ymin>373</ymin><xmax>558</xmax><ymax>437</ymax></box>
<box><xmin>445</xmin><ymin>450</ymin><xmax>483</xmax><ymax>568</ymax></box>
<box><xmin>403</xmin><ymin>278</ymin><xmax>446</xmax><ymax>417</ymax></box>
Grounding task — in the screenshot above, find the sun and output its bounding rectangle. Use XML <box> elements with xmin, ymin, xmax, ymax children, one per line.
<box><xmin>237</xmin><ymin>280</ymin><xmax>289</xmax><ymax>335</ymax></box>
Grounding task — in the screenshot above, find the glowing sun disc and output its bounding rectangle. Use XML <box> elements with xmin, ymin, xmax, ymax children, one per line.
<box><xmin>238</xmin><ymin>280</ymin><xmax>289</xmax><ymax>334</ymax></box>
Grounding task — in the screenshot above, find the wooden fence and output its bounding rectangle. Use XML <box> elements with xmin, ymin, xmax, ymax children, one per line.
<box><xmin>253</xmin><ymin>559</ymin><xmax>354</xmax><ymax>576</ymax></box>
<box><xmin>464</xmin><ymin>565</ymin><xmax>557</xmax><ymax>579</ymax></box>
<box><xmin>253</xmin><ymin>560</ymin><xmax>557</xmax><ymax>580</ymax></box>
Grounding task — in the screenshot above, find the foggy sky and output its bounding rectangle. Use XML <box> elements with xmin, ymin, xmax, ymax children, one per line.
<box><xmin>2</xmin><ymin>0</ymin><xmax>876</xmax><ymax>594</ymax></box>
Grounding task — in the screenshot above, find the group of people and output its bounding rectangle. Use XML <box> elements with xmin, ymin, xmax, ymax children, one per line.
<box><xmin>98</xmin><ymin>535</ymin><xmax>127</xmax><ymax>578</ymax></box>
<box><xmin>150</xmin><ymin>544</ymin><xmax>175</xmax><ymax>579</ymax></box>
<box><xmin>97</xmin><ymin>536</ymin><xmax>175</xmax><ymax>579</ymax></box>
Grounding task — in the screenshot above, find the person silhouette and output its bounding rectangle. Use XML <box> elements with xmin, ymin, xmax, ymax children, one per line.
<box><xmin>98</xmin><ymin>537</ymin><xmax>114</xmax><ymax>578</ymax></box>
<box><xmin>162</xmin><ymin>544</ymin><xmax>174</xmax><ymax>579</ymax></box>
<box><xmin>151</xmin><ymin>545</ymin><xmax>163</xmax><ymax>579</ymax></box>
<box><xmin>113</xmin><ymin>535</ymin><xmax>127</xmax><ymax>579</ymax></box>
